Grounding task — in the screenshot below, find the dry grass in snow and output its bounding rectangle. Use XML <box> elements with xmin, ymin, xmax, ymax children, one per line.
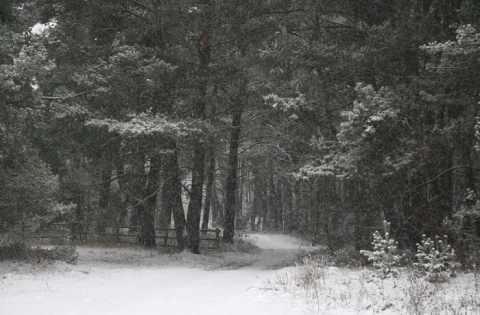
<box><xmin>263</xmin><ymin>255</ymin><xmax>480</xmax><ymax>315</ymax></box>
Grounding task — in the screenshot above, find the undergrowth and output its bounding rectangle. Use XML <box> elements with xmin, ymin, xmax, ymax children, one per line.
<box><xmin>0</xmin><ymin>238</ymin><xmax>78</xmax><ymax>264</ymax></box>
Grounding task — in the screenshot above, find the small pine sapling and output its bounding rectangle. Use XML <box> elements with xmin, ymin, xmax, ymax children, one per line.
<box><xmin>360</xmin><ymin>221</ymin><xmax>405</xmax><ymax>278</ymax></box>
<box><xmin>413</xmin><ymin>234</ymin><xmax>459</xmax><ymax>283</ymax></box>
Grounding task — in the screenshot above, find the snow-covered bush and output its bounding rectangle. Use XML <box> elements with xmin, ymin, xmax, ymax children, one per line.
<box><xmin>360</xmin><ymin>221</ymin><xmax>405</xmax><ymax>278</ymax></box>
<box><xmin>413</xmin><ymin>235</ymin><xmax>459</xmax><ymax>283</ymax></box>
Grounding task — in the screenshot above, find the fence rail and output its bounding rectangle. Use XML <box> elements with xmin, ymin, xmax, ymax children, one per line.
<box><xmin>22</xmin><ymin>222</ymin><xmax>221</xmax><ymax>248</ymax></box>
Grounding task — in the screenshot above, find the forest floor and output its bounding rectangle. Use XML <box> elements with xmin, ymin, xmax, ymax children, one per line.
<box><xmin>0</xmin><ymin>234</ymin><xmax>479</xmax><ymax>315</ymax></box>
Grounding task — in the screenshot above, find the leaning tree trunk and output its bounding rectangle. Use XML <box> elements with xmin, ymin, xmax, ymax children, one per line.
<box><xmin>223</xmin><ymin>106</ymin><xmax>243</xmax><ymax>243</ymax></box>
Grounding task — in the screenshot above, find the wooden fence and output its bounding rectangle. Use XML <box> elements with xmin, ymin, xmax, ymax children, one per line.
<box><xmin>22</xmin><ymin>222</ymin><xmax>221</xmax><ymax>248</ymax></box>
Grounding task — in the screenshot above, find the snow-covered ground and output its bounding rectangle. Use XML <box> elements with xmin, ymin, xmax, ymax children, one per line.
<box><xmin>1</xmin><ymin>234</ymin><xmax>479</xmax><ymax>315</ymax></box>
<box><xmin>0</xmin><ymin>234</ymin><xmax>314</xmax><ymax>315</ymax></box>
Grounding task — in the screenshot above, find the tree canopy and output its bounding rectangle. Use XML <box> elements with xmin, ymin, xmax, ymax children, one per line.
<box><xmin>1</xmin><ymin>0</ymin><xmax>479</xmax><ymax>258</ymax></box>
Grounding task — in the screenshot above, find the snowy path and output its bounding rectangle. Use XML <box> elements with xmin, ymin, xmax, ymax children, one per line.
<box><xmin>0</xmin><ymin>234</ymin><xmax>315</xmax><ymax>315</ymax></box>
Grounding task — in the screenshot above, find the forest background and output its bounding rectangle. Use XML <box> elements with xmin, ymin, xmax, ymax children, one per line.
<box><xmin>1</xmin><ymin>0</ymin><xmax>480</xmax><ymax>259</ymax></box>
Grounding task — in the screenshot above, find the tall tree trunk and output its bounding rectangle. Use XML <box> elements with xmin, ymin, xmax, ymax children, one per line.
<box><xmin>223</xmin><ymin>106</ymin><xmax>243</xmax><ymax>243</ymax></box>
<box><xmin>268</xmin><ymin>163</ymin><xmax>278</xmax><ymax>231</ymax></box>
<box><xmin>187</xmin><ymin>146</ymin><xmax>205</xmax><ymax>253</ymax></box>
<box><xmin>186</xmin><ymin>76</ymin><xmax>207</xmax><ymax>253</ymax></box>
<box><xmin>212</xmin><ymin>187</ymin><xmax>223</xmax><ymax>227</ymax></box>
<box><xmin>157</xmin><ymin>168</ymin><xmax>171</xmax><ymax>229</ymax></box>
<box><xmin>261</xmin><ymin>168</ymin><xmax>270</xmax><ymax>231</ymax></box>
<box><xmin>275</xmin><ymin>176</ymin><xmax>283</xmax><ymax>230</ymax></box>
<box><xmin>201</xmin><ymin>150</ymin><xmax>215</xmax><ymax>230</ymax></box>
<box><xmin>356</xmin><ymin>0</ymin><xmax>367</xmax><ymax>26</ymax></box>
<box><xmin>162</xmin><ymin>142</ymin><xmax>187</xmax><ymax>250</ymax></box>
<box><xmin>308</xmin><ymin>180</ymin><xmax>317</xmax><ymax>242</ymax></box>
<box><xmin>290</xmin><ymin>180</ymin><xmax>299</xmax><ymax>232</ymax></box>
<box><xmin>441</xmin><ymin>0</ymin><xmax>456</xmax><ymax>40</ymax></box>
<box><xmin>235</xmin><ymin>159</ymin><xmax>244</xmax><ymax>228</ymax></box>
<box><xmin>98</xmin><ymin>162</ymin><xmax>112</xmax><ymax>210</ymax></box>
<box><xmin>282</xmin><ymin>177</ymin><xmax>293</xmax><ymax>231</ymax></box>
<box><xmin>139</xmin><ymin>155</ymin><xmax>161</xmax><ymax>247</ymax></box>
<box><xmin>186</xmin><ymin>0</ymin><xmax>212</xmax><ymax>254</ymax></box>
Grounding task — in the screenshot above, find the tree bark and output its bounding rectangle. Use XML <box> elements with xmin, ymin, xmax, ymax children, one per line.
<box><xmin>222</xmin><ymin>106</ymin><xmax>243</xmax><ymax>243</ymax></box>
<box><xmin>186</xmin><ymin>82</ymin><xmax>207</xmax><ymax>252</ymax></box>
<box><xmin>139</xmin><ymin>155</ymin><xmax>161</xmax><ymax>247</ymax></box>
<box><xmin>186</xmin><ymin>0</ymin><xmax>212</xmax><ymax>254</ymax></box>
<box><xmin>268</xmin><ymin>163</ymin><xmax>279</xmax><ymax>231</ymax></box>
<box><xmin>201</xmin><ymin>150</ymin><xmax>215</xmax><ymax>230</ymax></box>
<box><xmin>212</xmin><ymin>187</ymin><xmax>223</xmax><ymax>227</ymax></box>
<box><xmin>235</xmin><ymin>159</ymin><xmax>244</xmax><ymax>228</ymax></box>
<box><xmin>282</xmin><ymin>177</ymin><xmax>293</xmax><ymax>232</ymax></box>
<box><xmin>157</xmin><ymin>167</ymin><xmax>172</xmax><ymax>229</ymax></box>
<box><xmin>275</xmin><ymin>175</ymin><xmax>283</xmax><ymax>230</ymax></box>
<box><xmin>98</xmin><ymin>162</ymin><xmax>112</xmax><ymax>210</ymax></box>
<box><xmin>187</xmin><ymin>146</ymin><xmax>205</xmax><ymax>253</ymax></box>
<box><xmin>162</xmin><ymin>142</ymin><xmax>187</xmax><ymax>250</ymax></box>
<box><xmin>290</xmin><ymin>180</ymin><xmax>299</xmax><ymax>232</ymax></box>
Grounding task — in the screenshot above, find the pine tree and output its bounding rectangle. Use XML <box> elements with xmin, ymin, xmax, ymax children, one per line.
<box><xmin>413</xmin><ymin>235</ymin><xmax>458</xmax><ymax>283</ymax></box>
<box><xmin>360</xmin><ymin>221</ymin><xmax>405</xmax><ymax>278</ymax></box>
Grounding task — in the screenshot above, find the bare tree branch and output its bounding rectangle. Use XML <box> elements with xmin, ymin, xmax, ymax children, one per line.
<box><xmin>398</xmin><ymin>165</ymin><xmax>480</xmax><ymax>198</ymax></box>
<box><xmin>129</xmin><ymin>0</ymin><xmax>153</xmax><ymax>12</ymax></box>
<box><xmin>39</xmin><ymin>92</ymin><xmax>87</xmax><ymax>100</ymax></box>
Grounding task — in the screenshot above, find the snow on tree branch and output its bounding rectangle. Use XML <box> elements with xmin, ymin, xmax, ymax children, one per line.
<box><xmin>87</xmin><ymin>113</ymin><xmax>209</xmax><ymax>140</ymax></box>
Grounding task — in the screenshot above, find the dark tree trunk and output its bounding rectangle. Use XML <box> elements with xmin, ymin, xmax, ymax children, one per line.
<box><xmin>139</xmin><ymin>155</ymin><xmax>161</xmax><ymax>247</ymax></box>
<box><xmin>98</xmin><ymin>162</ymin><xmax>111</xmax><ymax>210</ymax></box>
<box><xmin>162</xmin><ymin>142</ymin><xmax>187</xmax><ymax>250</ymax></box>
<box><xmin>187</xmin><ymin>146</ymin><xmax>205</xmax><ymax>253</ymax></box>
<box><xmin>251</xmin><ymin>160</ymin><xmax>266</xmax><ymax>231</ymax></box>
<box><xmin>441</xmin><ymin>0</ymin><xmax>456</xmax><ymax>40</ymax></box>
<box><xmin>290</xmin><ymin>180</ymin><xmax>300</xmax><ymax>232</ymax></box>
<box><xmin>223</xmin><ymin>106</ymin><xmax>243</xmax><ymax>243</ymax></box>
<box><xmin>235</xmin><ymin>160</ymin><xmax>244</xmax><ymax>228</ymax></box>
<box><xmin>275</xmin><ymin>176</ymin><xmax>283</xmax><ymax>230</ymax></box>
<box><xmin>308</xmin><ymin>180</ymin><xmax>316</xmax><ymax>241</ymax></box>
<box><xmin>268</xmin><ymin>163</ymin><xmax>278</xmax><ymax>231</ymax></box>
<box><xmin>212</xmin><ymin>187</ymin><xmax>223</xmax><ymax>227</ymax></box>
<box><xmin>356</xmin><ymin>0</ymin><xmax>367</xmax><ymax>25</ymax></box>
<box><xmin>201</xmin><ymin>150</ymin><xmax>215</xmax><ymax>230</ymax></box>
<box><xmin>261</xmin><ymin>169</ymin><xmax>270</xmax><ymax>231</ymax></box>
<box><xmin>282</xmin><ymin>177</ymin><xmax>294</xmax><ymax>232</ymax></box>
<box><xmin>158</xmin><ymin>175</ymin><xmax>172</xmax><ymax>229</ymax></box>
<box><xmin>186</xmin><ymin>0</ymin><xmax>211</xmax><ymax>253</ymax></box>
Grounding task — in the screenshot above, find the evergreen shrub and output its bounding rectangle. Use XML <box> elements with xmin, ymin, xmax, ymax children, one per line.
<box><xmin>413</xmin><ymin>234</ymin><xmax>459</xmax><ymax>283</ymax></box>
<box><xmin>360</xmin><ymin>221</ymin><xmax>405</xmax><ymax>278</ymax></box>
